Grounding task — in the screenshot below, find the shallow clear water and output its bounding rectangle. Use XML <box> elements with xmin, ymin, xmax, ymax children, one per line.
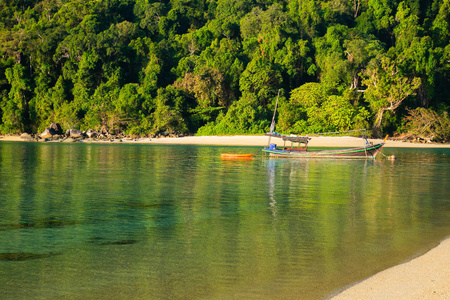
<box><xmin>0</xmin><ymin>142</ymin><xmax>449</xmax><ymax>299</ymax></box>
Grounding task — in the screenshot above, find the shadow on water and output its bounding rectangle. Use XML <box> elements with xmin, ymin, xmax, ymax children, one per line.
<box><xmin>123</xmin><ymin>202</ymin><xmax>166</xmax><ymax>208</ymax></box>
<box><xmin>98</xmin><ymin>239</ymin><xmax>139</xmax><ymax>245</ymax></box>
<box><xmin>0</xmin><ymin>218</ymin><xmax>80</xmax><ymax>231</ymax></box>
<box><xmin>0</xmin><ymin>252</ymin><xmax>60</xmax><ymax>261</ymax></box>
<box><xmin>85</xmin><ymin>237</ymin><xmax>139</xmax><ymax>246</ymax></box>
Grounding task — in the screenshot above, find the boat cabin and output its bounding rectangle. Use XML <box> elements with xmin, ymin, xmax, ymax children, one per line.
<box><xmin>266</xmin><ymin>133</ymin><xmax>311</xmax><ymax>152</ymax></box>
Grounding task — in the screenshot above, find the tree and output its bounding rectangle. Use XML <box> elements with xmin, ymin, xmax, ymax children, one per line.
<box><xmin>1</xmin><ymin>63</ymin><xmax>31</xmax><ymax>132</ymax></box>
<box><xmin>112</xmin><ymin>83</ymin><xmax>147</xmax><ymax>133</ymax></box>
<box><xmin>431</xmin><ymin>0</ymin><xmax>450</xmax><ymax>47</ymax></box>
<box><xmin>362</xmin><ymin>56</ymin><xmax>421</xmax><ymax>132</ymax></box>
<box><xmin>134</xmin><ymin>1</ymin><xmax>167</xmax><ymax>36</ymax></box>
<box><xmin>197</xmin><ymin>92</ymin><xmax>270</xmax><ymax>135</ymax></box>
<box><xmin>401</xmin><ymin>107</ymin><xmax>450</xmax><ymax>142</ymax></box>
<box><xmin>152</xmin><ymin>87</ymin><xmax>187</xmax><ymax>133</ymax></box>
<box><xmin>199</xmin><ymin>38</ymin><xmax>244</xmax><ymax>104</ymax></box>
<box><xmin>391</xmin><ymin>2</ymin><xmax>438</xmax><ymax>107</ymax></box>
<box><xmin>279</xmin><ymin>82</ymin><xmax>367</xmax><ymax>134</ymax></box>
<box><xmin>274</xmin><ymin>38</ymin><xmax>312</xmax><ymax>88</ymax></box>
<box><xmin>29</xmin><ymin>64</ymin><xmax>53</xmax><ymax>131</ymax></box>
<box><xmin>314</xmin><ymin>25</ymin><xmax>352</xmax><ymax>90</ymax></box>
<box><xmin>174</xmin><ymin>66</ymin><xmax>226</xmax><ymax>122</ymax></box>
<box><xmin>82</xmin><ymin>68</ymin><xmax>120</xmax><ymax>131</ymax></box>
<box><xmin>288</xmin><ymin>0</ymin><xmax>324</xmax><ymax>38</ymax></box>
<box><xmin>343</xmin><ymin>35</ymin><xmax>383</xmax><ymax>91</ymax></box>
<box><xmin>239</xmin><ymin>56</ymin><xmax>282</xmax><ymax>108</ymax></box>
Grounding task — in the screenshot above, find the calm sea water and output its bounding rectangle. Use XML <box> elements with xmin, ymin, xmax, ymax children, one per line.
<box><xmin>0</xmin><ymin>142</ymin><xmax>449</xmax><ymax>299</ymax></box>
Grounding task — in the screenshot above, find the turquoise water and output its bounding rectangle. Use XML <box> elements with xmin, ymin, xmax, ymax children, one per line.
<box><xmin>0</xmin><ymin>142</ymin><xmax>449</xmax><ymax>299</ymax></box>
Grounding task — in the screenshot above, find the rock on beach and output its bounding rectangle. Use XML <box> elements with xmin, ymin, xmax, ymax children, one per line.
<box><xmin>65</xmin><ymin>129</ymin><xmax>84</xmax><ymax>138</ymax></box>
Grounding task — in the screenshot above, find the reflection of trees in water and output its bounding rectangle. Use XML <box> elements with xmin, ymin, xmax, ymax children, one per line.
<box><xmin>267</xmin><ymin>160</ymin><xmax>277</xmax><ymax>218</ymax></box>
<box><xmin>262</xmin><ymin>156</ymin><xmax>449</xmax><ymax>249</ymax></box>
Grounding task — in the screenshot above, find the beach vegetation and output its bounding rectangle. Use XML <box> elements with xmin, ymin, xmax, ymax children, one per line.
<box><xmin>0</xmin><ymin>0</ymin><xmax>449</xmax><ymax>140</ymax></box>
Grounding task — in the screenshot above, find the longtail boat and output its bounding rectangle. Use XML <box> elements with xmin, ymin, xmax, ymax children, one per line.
<box><xmin>263</xmin><ymin>90</ymin><xmax>385</xmax><ymax>159</ymax></box>
<box><xmin>262</xmin><ymin>132</ymin><xmax>385</xmax><ymax>159</ymax></box>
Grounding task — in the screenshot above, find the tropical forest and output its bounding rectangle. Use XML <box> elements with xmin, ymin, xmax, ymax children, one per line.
<box><xmin>1</xmin><ymin>0</ymin><xmax>450</xmax><ymax>140</ymax></box>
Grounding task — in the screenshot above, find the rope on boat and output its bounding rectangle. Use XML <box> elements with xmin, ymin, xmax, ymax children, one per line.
<box><xmin>301</xmin><ymin>129</ymin><xmax>373</xmax><ymax>151</ymax></box>
<box><xmin>378</xmin><ymin>135</ymin><xmax>396</xmax><ymax>160</ymax></box>
<box><xmin>299</xmin><ymin>129</ymin><xmax>368</xmax><ymax>136</ymax></box>
<box><xmin>380</xmin><ymin>151</ymin><xmax>396</xmax><ymax>160</ymax></box>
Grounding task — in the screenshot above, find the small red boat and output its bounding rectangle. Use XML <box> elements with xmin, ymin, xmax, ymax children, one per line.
<box><xmin>220</xmin><ymin>153</ymin><xmax>255</xmax><ymax>159</ymax></box>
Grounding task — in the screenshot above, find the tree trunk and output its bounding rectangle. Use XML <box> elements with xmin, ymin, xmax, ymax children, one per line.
<box><xmin>373</xmin><ymin>108</ymin><xmax>386</xmax><ymax>136</ymax></box>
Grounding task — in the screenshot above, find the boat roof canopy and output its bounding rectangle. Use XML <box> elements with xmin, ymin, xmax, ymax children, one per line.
<box><xmin>266</xmin><ymin>133</ymin><xmax>311</xmax><ymax>144</ymax></box>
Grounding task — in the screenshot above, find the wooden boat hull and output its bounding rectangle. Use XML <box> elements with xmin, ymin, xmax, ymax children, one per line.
<box><xmin>262</xmin><ymin>143</ymin><xmax>384</xmax><ymax>159</ymax></box>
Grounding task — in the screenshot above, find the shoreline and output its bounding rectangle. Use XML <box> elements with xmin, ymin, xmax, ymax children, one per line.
<box><xmin>1</xmin><ymin>134</ymin><xmax>450</xmax><ymax>148</ymax></box>
<box><xmin>331</xmin><ymin>237</ymin><xmax>450</xmax><ymax>299</ymax></box>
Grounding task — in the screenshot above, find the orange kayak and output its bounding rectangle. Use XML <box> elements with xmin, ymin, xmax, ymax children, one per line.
<box><xmin>220</xmin><ymin>153</ymin><xmax>255</xmax><ymax>159</ymax></box>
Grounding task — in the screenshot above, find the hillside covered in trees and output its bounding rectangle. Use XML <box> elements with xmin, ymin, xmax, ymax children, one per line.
<box><xmin>1</xmin><ymin>0</ymin><xmax>450</xmax><ymax>140</ymax></box>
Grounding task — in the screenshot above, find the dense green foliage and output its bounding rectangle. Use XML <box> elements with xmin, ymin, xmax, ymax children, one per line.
<box><xmin>0</xmin><ymin>0</ymin><xmax>449</xmax><ymax>138</ymax></box>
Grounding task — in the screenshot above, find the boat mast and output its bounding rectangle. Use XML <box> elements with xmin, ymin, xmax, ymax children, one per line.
<box><xmin>268</xmin><ymin>90</ymin><xmax>280</xmax><ymax>147</ymax></box>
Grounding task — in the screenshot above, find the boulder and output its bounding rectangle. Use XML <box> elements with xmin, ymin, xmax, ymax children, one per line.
<box><xmin>20</xmin><ymin>133</ymin><xmax>33</xmax><ymax>140</ymax></box>
<box><xmin>40</xmin><ymin>128</ymin><xmax>53</xmax><ymax>139</ymax></box>
<box><xmin>86</xmin><ymin>129</ymin><xmax>98</xmax><ymax>138</ymax></box>
<box><xmin>49</xmin><ymin>123</ymin><xmax>63</xmax><ymax>135</ymax></box>
<box><xmin>100</xmin><ymin>127</ymin><xmax>109</xmax><ymax>135</ymax></box>
<box><xmin>65</xmin><ymin>129</ymin><xmax>84</xmax><ymax>138</ymax></box>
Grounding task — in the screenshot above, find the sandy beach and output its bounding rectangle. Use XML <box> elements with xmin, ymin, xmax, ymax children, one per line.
<box><xmin>331</xmin><ymin>237</ymin><xmax>450</xmax><ymax>299</ymax></box>
<box><xmin>147</xmin><ymin>135</ymin><xmax>450</xmax><ymax>148</ymax></box>
<box><xmin>1</xmin><ymin>134</ymin><xmax>449</xmax><ymax>298</ymax></box>
<box><xmin>1</xmin><ymin>134</ymin><xmax>450</xmax><ymax>148</ymax></box>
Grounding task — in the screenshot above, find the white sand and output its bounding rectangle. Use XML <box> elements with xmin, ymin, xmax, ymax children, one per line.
<box><xmin>145</xmin><ymin>135</ymin><xmax>450</xmax><ymax>148</ymax></box>
<box><xmin>331</xmin><ymin>238</ymin><xmax>450</xmax><ymax>299</ymax></box>
<box><xmin>3</xmin><ymin>135</ymin><xmax>448</xmax><ymax>148</ymax></box>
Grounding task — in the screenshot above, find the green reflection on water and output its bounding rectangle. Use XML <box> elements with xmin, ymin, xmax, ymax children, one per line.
<box><xmin>0</xmin><ymin>142</ymin><xmax>449</xmax><ymax>299</ymax></box>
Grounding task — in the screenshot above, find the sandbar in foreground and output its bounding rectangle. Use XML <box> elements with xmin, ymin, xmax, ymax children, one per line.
<box><xmin>331</xmin><ymin>238</ymin><xmax>450</xmax><ymax>299</ymax></box>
